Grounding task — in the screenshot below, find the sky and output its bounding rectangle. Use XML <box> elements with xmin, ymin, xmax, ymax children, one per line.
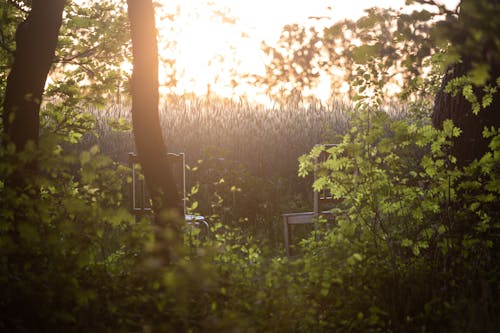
<box><xmin>154</xmin><ymin>0</ymin><xmax>460</xmax><ymax>101</ymax></box>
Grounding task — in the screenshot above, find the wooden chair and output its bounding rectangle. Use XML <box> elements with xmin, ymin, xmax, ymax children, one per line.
<box><xmin>282</xmin><ymin>144</ymin><xmax>337</xmax><ymax>256</ymax></box>
<box><xmin>128</xmin><ymin>152</ymin><xmax>209</xmax><ymax>236</ymax></box>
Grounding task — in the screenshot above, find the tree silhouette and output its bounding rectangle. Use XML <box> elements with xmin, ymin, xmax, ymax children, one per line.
<box><xmin>2</xmin><ymin>0</ymin><xmax>65</xmax><ymax>151</ymax></box>
<box><xmin>432</xmin><ymin>0</ymin><xmax>500</xmax><ymax>165</ymax></box>
<box><xmin>127</xmin><ymin>0</ymin><xmax>183</xmax><ymax>253</ymax></box>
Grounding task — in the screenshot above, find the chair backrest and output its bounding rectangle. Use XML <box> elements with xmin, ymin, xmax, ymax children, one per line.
<box><xmin>313</xmin><ymin>143</ymin><xmax>337</xmax><ymax>215</ymax></box>
<box><xmin>128</xmin><ymin>152</ymin><xmax>186</xmax><ymax>215</ymax></box>
<box><xmin>312</xmin><ymin>143</ymin><xmax>359</xmax><ymax>215</ymax></box>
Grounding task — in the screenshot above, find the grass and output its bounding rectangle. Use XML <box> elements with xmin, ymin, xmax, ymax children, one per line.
<box><xmin>91</xmin><ymin>95</ymin><xmax>353</xmax><ymax>177</ymax></box>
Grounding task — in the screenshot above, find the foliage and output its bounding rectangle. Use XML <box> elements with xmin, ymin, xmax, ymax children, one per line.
<box><xmin>0</xmin><ymin>0</ymin><xmax>130</xmax><ymax>117</ymax></box>
<box><xmin>0</xmin><ymin>107</ymin><xmax>145</xmax><ymax>331</ymax></box>
<box><xmin>433</xmin><ymin>0</ymin><xmax>500</xmax><ymax>84</ymax></box>
<box><xmin>261</xmin><ymin>2</ymin><xmax>462</xmax><ymax>101</ymax></box>
<box><xmin>296</xmin><ymin>102</ymin><xmax>499</xmax><ymax>331</ymax></box>
<box><xmin>49</xmin><ymin>0</ymin><xmax>130</xmax><ymax>108</ymax></box>
<box><xmin>1</xmin><ymin>0</ymin><xmax>499</xmax><ymax>331</ymax></box>
<box><xmin>3</xmin><ymin>95</ymin><xmax>499</xmax><ymax>331</ymax></box>
<box><xmin>0</xmin><ymin>0</ymin><xmax>25</xmax><ymax>101</ymax></box>
<box><xmin>257</xmin><ymin>23</ymin><xmax>323</xmax><ymax>101</ymax></box>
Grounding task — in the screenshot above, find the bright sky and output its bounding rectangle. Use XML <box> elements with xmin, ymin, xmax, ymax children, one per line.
<box><xmin>154</xmin><ymin>0</ymin><xmax>460</xmax><ymax>101</ymax></box>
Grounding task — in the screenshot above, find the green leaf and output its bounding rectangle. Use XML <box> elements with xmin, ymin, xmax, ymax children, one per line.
<box><xmin>352</xmin><ymin>45</ymin><xmax>378</xmax><ymax>64</ymax></box>
<box><xmin>402</xmin><ymin>239</ymin><xmax>413</xmax><ymax>247</ymax></box>
<box><xmin>469</xmin><ymin>63</ymin><xmax>490</xmax><ymax>86</ymax></box>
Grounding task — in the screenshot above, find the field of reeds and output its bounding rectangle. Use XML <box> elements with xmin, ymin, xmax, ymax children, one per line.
<box><xmin>91</xmin><ymin>96</ymin><xmax>352</xmax><ymax>175</ymax></box>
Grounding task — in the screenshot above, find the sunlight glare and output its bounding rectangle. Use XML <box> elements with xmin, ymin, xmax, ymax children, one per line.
<box><xmin>155</xmin><ymin>0</ymin><xmax>460</xmax><ymax>102</ymax></box>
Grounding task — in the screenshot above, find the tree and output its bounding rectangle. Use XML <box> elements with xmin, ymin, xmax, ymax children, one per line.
<box><xmin>127</xmin><ymin>0</ymin><xmax>183</xmax><ymax>247</ymax></box>
<box><xmin>258</xmin><ymin>24</ymin><xmax>322</xmax><ymax>102</ymax></box>
<box><xmin>322</xmin><ymin>7</ymin><xmax>440</xmax><ymax>100</ymax></box>
<box><xmin>431</xmin><ymin>0</ymin><xmax>500</xmax><ymax>165</ymax></box>
<box><xmin>1</xmin><ymin>0</ymin><xmax>131</xmax><ymax>197</ymax></box>
<box><xmin>1</xmin><ymin>0</ymin><xmax>132</xmax><ymax>136</ymax></box>
<box><xmin>2</xmin><ymin>0</ymin><xmax>66</xmax><ymax>151</ymax></box>
<box><xmin>261</xmin><ymin>6</ymin><xmax>444</xmax><ymax>102</ymax></box>
<box><xmin>48</xmin><ymin>1</ymin><xmax>131</xmax><ymax>106</ymax></box>
<box><xmin>263</xmin><ymin>0</ymin><xmax>499</xmax><ymax>166</ymax></box>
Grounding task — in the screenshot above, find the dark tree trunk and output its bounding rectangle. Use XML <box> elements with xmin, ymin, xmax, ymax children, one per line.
<box><xmin>432</xmin><ymin>62</ymin><xmax>500</xmax><ymax>166</ymax></box>
<box><xmin>432</xmin><ymin>0</ymin><xmax>500</xmax><ymax>166</ymax></box>
<box><xmin>127</xmin><ymin>0</ymin><xmax>183</xmax><ymax>224</ymax></box>
<box><xmin>2</xmin><ymin>0</ymin><xmax>66</xmax><ymax>151</ymax></box>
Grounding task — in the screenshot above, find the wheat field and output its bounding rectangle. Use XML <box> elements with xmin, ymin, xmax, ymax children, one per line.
<box><xmin>90</xmin><ymin>95</ymin><xmax>354</xmax><ymax>179</ymax></box>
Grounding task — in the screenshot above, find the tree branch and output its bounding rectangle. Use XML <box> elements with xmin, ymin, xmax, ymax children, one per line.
<box><xmin>55</xmin><ymin>46</ymin><xmax>99</xmax><ymax>64</ymax></box>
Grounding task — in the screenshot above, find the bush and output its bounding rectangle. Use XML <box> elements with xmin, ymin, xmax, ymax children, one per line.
<box><xmin>296</xmin><ymin>106</ymin><xmax>500</xmax><ymax>332</ymax></box>
<box><xmin>1</xmin><ymin>99</ymin><xmax>498</xmax><ymax>332</ymax></box>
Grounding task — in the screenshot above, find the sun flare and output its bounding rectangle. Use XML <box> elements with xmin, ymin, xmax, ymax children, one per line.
<box><xmin>154</xmin><ymin>0</ymin><xmax>459</xmax><ymax>103</ymax></box>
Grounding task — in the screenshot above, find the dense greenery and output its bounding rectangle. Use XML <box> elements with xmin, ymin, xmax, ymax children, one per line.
<box><xmin>2</xmin><ymin>95</ymin><xmax>498</xmax><ymax>332</ymax></box>
<box><xmin>1</xmin><ymin>0</ymin><xmax>499</xmax><ymax>332</ymax></box>
<box><xmin>298</xmin><ymin>107</ymin><xmax>499</xmax><ymax>331</ymax></box>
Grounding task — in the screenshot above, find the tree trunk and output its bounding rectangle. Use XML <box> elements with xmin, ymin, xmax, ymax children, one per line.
<box><xmin>432</xmin><ymin>0</ymin><xmax>500</xmax><ymax>166</ymax></box>
<box><xmin>2</xmin><ymin>0</ymin><xmax>66</xmax><ymax>151</ymax></box>
<box><xmin>127</xmin><ymin>0</ymin><xmax>183</xmax><ymax>224</ymax></box>
<box><xmin>432</xmin><ymin>63</ymin><xmax>500</xmax><ymax>166</ymax></box>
